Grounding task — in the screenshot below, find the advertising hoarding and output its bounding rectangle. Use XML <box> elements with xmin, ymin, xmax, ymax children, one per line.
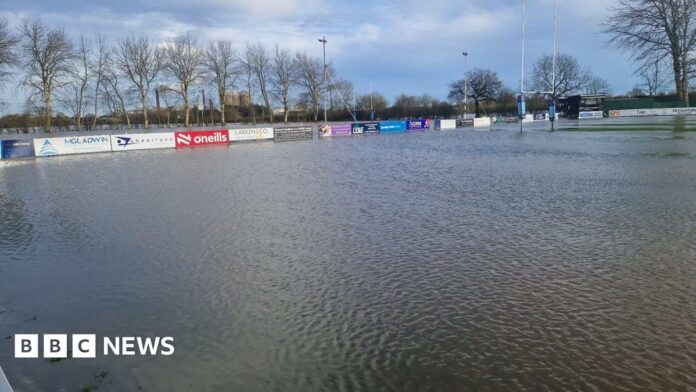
<box><xmin>406</xmin><ymin>119</ymin><xmax>430</xmax><ymax>131</ymax></box>
<box><xmin>473</xmin><ymin>117</ymin><xmax>492</xmax><ymax>128</ymax></box>
<box><xmin>351</xmin><ymin>123</ymin><xmax>380</xmax><ymax>134</ymax></box>
<box><xmin>110</xmin><ymin>133</ymin><xmax>175</xmax><ymax>152</ymax></box>
<box><xmin>34</xmin><ymin>135</ymin><xmax>112</xmax><ymax>157</ymax></box>
<box><xmin>578</xmin><ymin>111</ymin><xmax>604</xmax><ymax>119</ymax></box>
<box><xmin>319</xmin><ymin>124</ymin><xmax>352</xmax><ymax>137</ymax></box>
<box><xmin>1</xmin><ymin>139</ymin><xmax>35</xmax><ymax>159</ymax></box>
<box><xmin>456</xmin><ymin>119</ymin><xmax>474</xmax><ymax>128</ymax></box>
<box><xmin>379</xmin><ymin>121</ymin><xmax>407</xmax><ymax>133</ymax></box>
<box><xmin>435</xmin><ymin>120</ymin><xmax>456</xmax><ymax>130</ymax></box>
<box><xmin>175</xmin><ymin>130</ymin><xmax>230</xmax><ymax>148</ymax></box>
<box><xmin>229</xmin><ymin>127</ymin><xmax>274</xmax><ymax>142</ymax></box>
<box><xmin>274</xmin><ymin>126</ymin><xmax>313</xmax><ymax>141</ymax></box>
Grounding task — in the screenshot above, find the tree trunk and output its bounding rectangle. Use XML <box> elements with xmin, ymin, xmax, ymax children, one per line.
<box><xmin>673</xmin><ymin>55</ymin><xmax>683</xmax><ymax>101</ymax></box>
<box><xmin>143</xmin><ymin>97</ymin><xmax>149</xmax><ymax>129</ymax></box>
<box><xmin>682</xmin><ymin>54</ymin><xmax>690</xmax><ymax>106</ymax></box>
<box><xmin>44</xmin><ymin>92</ymin><xmax>52</xmax><ymax>133</ymax></box>
<box><xmin>219</xmin><ymin>94</ymin><xmax>226</xmax><ymax>125</ymax></box>
<box><xmin>92</xmin><ymin>83</ymin><xmax>99</xmax><ymax>130</ymax></box>
<box><xmin>283</xmin><ymin>100</ymin><xmax>289</xmax><ymax>123</ymax></box>
<box><xmin>249</xmin><ymin>98</ymin><xmax>256</xmax><ymax>125</ymax></box>
<box><xmin>184</xmin><ymin>95</ymin><xmax>190</xmax><ymax>127</ymax></box>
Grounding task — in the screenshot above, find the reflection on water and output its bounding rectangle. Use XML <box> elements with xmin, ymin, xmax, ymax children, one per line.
<box><xmin>1</xmin><ymin>130</ymin><xmax>696</xmax><ymax>391</ymax></box>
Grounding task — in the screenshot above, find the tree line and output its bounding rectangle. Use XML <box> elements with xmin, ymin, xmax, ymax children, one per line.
<box><xmin>446</xmin><ymin>54</ymin><xmax>611</xmax><ymax>117</ymax></box>
<box><xmin>0</xmin><ymin>17</ymin><xmax>371</xmax><ymax>132</ymax></box>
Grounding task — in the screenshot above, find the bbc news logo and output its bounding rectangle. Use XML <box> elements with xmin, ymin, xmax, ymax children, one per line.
<box><xmin>14</xmin><ymin>334</ymin><xmax>175</xmax><ymax>358</ymax></box>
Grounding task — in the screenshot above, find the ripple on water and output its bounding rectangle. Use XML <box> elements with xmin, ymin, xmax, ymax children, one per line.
<box><xmin>0</xmin><ymin>130</ymin><xmax>695</xmax><ymax>391</ymax></box>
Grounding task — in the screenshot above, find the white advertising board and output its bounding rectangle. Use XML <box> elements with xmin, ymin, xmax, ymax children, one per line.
<box><xmin>110</xmin><ymin>133</ymin><xmax>175</xmax><ymax>152</ymax></box>
<box><xmin>578</xmin><ymin>111</ymin><xmax>604</xmax><ymax>119</ymax></box>
<box><xmin>669</xmin><ymin>107</ymin><xmax>696</xmax><ymax>115</ymax></box>
<box><xmin>229</xmin><ymin>127</ymin><xmax>274</xmax><ymax>142</ymax></box>
<box><xmin>436</xmin><ymin>119</ymin><xmax>457</xmax><ymax>130</ymax></box>
<box><xmin>34</xmin><ymin>135</ymin><xmax>112</xmax><ymax>157</ymax></box>
<box><xmin>473</xmin><ymin>117</ymin><xmax>492</xmax><ymax>128</ymax></box>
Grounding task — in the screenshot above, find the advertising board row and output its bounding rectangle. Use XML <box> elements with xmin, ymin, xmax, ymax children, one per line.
<box><xmin>318</xmin><ymin>120</ymin><xmax>430</xmax><ymax>137</ymax></box>
<box><xmin>609</xmin><ymin>108</ymin><xmax>696</xmax><ymax>118</ymax></box>
<box><xmin>2</xmin><ymin>119</ymin><xmax>477</xmax><ymax>160</ymax></box>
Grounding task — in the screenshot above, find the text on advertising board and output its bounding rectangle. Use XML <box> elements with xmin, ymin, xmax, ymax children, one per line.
<box><xmin>274</xmin><ymin>126</ymin><xmax>313</xmax><ymax>141</ymax></box>
<box><xmin>1</xmin><ymin>140</ymin><xmax>35</xmax><ymax>159</ymax></box>
<box><xmin>406</xmin><ymin>119</ymin><xmax>430</xmax><ymax>130</ymax></box>
<box><xmin>110</xmin><ymin>133</ymin><xmax>175</xmax><ymax>151</ymax></box>
<box><xmin>175</xmin><ymin>130</ymin><xmax>230</xmax><ymax>148</ymax></box>
<box><xmin>33</xmin><ymin>136</ymin><xmax>112</xmax><ymax>157</ymax></box>
<box><xmin>229</xmin><ymin>127</ymin><xmax>274</xmax><ymax>142</ymax></box>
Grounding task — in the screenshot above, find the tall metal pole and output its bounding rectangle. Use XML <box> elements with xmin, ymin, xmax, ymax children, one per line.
<box><xmin>551</xmin><ymin>0</ymin><xmax>558</xmax><ymax>131</ymax></box>
<box><xmin>520</xmin><ymin>0</ymin><xmax>526</xmax><ymax>133</ymax></box>
<box><xmin>463</xmin><ymin>52</ymin><xmax>468</xmax><ymax>119</ymax></box>
<box><xmin>319</xmin><ymin>37</ymin><xmax>328</xmax><ymax>124</ymax></box>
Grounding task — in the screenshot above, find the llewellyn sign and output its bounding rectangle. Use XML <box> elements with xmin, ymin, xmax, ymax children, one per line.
<box><xmin>110</xmin><ymin>133</ymin><xmax>175</xmax><ymax>152</ymax></box>
<box><xmin>34</xmin><ymin>136</ymin><xmax>112</xmax><ymax>157</ymax></box>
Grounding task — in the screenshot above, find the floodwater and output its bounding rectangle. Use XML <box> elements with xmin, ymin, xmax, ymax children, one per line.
<box><xmin>1</xmin><ymin>129</ymin><xmax>696</xmax><ymax>391</ymax></box>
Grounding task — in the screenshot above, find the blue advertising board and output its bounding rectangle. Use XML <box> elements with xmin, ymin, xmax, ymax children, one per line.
<box><xmin>379</xmin><ymin>121</ymin><xmax>407</xmax><ymax>133</ymax></box>
<box><xmin>352</xmin><ymin>122</ymin><xmax>380</xmax><ymax>134</ymax></box>
<box><xmin>406</xmin><ymin>119</ymin><xmax>430</xmax><ymax>131</ymax></box>
<box><xmin>1</xmin><ymin>139</ymin><xmax>35</xmax><ymax>159</ymax></box>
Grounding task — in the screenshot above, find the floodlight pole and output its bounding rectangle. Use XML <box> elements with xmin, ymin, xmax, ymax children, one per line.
<box><xmin>520</xmin><ymin>0</ymin><xmax>526</xmax><ymax>133</ymax></box>
<box><xmin>551</xmin><ymin>0</ymin><xmax>558</xmax><ymax>131</ymax></box>
<box><xmin>319</xmin><ymin>37</ymin><xmax>328</xmax><ymax>124</ymax></box>
<box><xmin>463</xmin><ymin>52</ymin><xmax>469</xmax><ymax>119</ymax></box>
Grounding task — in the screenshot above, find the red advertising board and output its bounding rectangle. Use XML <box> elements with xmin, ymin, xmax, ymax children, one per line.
<box><xmin>175</xmin><ymin>130</ymin><xmax>230</xmax><ymax>148</ymax></box>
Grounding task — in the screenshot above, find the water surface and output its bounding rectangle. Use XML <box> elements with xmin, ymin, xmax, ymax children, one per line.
<box><xmin>1</xmin><ymin>129</ymin><xmax>696</xmax><ymax>391</ymax></box>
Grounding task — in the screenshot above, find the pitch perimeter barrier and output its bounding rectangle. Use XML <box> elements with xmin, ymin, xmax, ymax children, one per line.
<box><xmin>274</xmin><ymin>126</ymin><xmax>313</xmax><ymax>141</ymax></box>
<box><xmin>319</xmin><ymin>124</ymin><xmax>352</xmax><ymax>137</ymax></box>
<box><xmin>111</xmin><ymin>133</ymin><xmax>175</xmax><ymax>152</ymax></box>
<box><xmin>175</xmin><ymin>130</ymin><xmax>229</xmax><ymax>148</ymax></box>
<box><xmin>230</xmin><ymin>127</ymin><xmax>274</xmax><ymax>142</ymax></box>
<box><xmin>406</xmin><ymin>119</ymin><xmax>430</xmax><ymax>131</ymax></box>
<box><xmin>34</xmin><ymin>135</ymin><xmax>112</xmax><ymax>157</ymax></box>
<box><xmin>435</xmin><ymin>120</ymin><xmax>456</xmax><ymax>130</ymax></box>
<box><xmin>1</xmin><ymin>140</ymin><xmax>35</xmax><ymax>159</ymax></box>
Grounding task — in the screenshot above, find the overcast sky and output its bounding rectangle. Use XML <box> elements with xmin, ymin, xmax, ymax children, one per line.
<box><xmin>1</xmin><ymin>0</ymin><xmax>632</xmax><ymax>112</ymax></box>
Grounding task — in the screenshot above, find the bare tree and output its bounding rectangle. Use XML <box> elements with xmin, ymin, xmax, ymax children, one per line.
<box><xmin>90</xmin><ymin>34</ymin><xmax>109</xmax><ymax>129</ymax></box>
<box><xmin>247</xmin><ymin>42</ymin><xmax>273</xmax><ymax>123</ymax></box>
<box><xmin>116</xmin><ymin>35</ymin><xmax>162</xmax><ymax>128</ymax></box>
<box><xmin>164</xmin><ymin>33</ymin><xmax>204</xmax><ymax>128</ymax></box>
<box><xmin>637</xmin><ymin>58</ymin><xmax>668</xmax><ymax>96</ymax></box>
<box><xmin>271</xmin><ymin>44</ymin><xmax>294</xmax><ymax>123</ymax></box>
<box><xmin>449</xmin><ymin>68</ymin><xmax>502</xmax><ymax>117</ymax></box>
<box><xmin>239</xmin><ymin>45</ymin><xmax>257</xmax><ymax>124</ymax></box>
<box><xmin>0</xmin><ymin>18</ymin><xmax>19</xmax><ymax>84</ymax></box>
<box><xmin>531</xmin><ymin>53</ymin><xmax>584</xmax><ymax>97</ymax></box>
<box><xmin>103</xmin><ymin>44</ymin><xmax>130</xmax><ymax>129</ymax></box>
<box><xmin>204</xmin><ymin>40</ymin><xmax>237</xmax><ymax>125</ymax></box>
<box><xmin>583</xmin><ymin>74</ymin><xmax>612</xmax><ymax>95</ymax></box>
<box><xmin>356</xmin><ymin>93</ymin><xmax>388</xmax><ymax>112</ymax></box>
<box><xmin>18</xmin><ymin>17</ymin><xmax>74</xmax><ymax>132</ymax></box>
<box><xmin>62</xmin><ymin>35</ymin><xmax>91</xmax><ymax>130</ymax></box>
<box><xmin>294</xmin><ymin>52</ymin><xmax>323</xmax><ymax>122</ymax></box>
<box><xmin>605</xmin><ymin>0</ymin><xmax>696</xmax><ymax>105</ymax></box>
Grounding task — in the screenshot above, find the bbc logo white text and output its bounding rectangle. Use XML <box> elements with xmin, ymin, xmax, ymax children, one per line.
<box><xmin>14</xmin><ymin>334</ymin><xmax>174</xmax><ymax>358</ymax></box>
